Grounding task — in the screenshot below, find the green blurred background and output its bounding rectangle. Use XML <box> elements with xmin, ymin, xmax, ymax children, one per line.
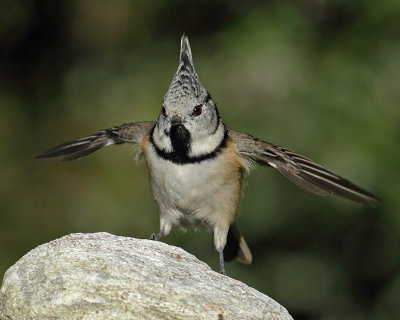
<box><xmin>1</xmin><ymin>1</ymin><xmax>399</xmax><ymax>319</ymax></box>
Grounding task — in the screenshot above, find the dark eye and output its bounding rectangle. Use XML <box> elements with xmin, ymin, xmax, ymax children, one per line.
<box><xmin>192</xmin><ymin>105</ymin><xmax>202</xmax><ymax>116</ymax></box>
<box><xmin>161</xmin><ymin>107</ymin><xmax>167</xmax><ymax>117</ymax></box>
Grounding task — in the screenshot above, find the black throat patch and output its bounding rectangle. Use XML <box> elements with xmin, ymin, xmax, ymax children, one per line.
<box><xmin>170</xmin><ymin>124</ymin><xmax>191</xmax><ymax>157</ymax></box>
<box><xmin>150</xmin><ymin>124</ymin><xmax>228</xmax><ymax>165</ymax></box>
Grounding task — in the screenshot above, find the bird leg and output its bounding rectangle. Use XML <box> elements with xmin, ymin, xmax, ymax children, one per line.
<box><xmin>150</xmin><ymin>230</ymin><xmax>164</xmax><ymax>241</ymax></box>
<box><xmin>218</xmin><ymin>247</ymin><xmax>226</xmax><ymax>275</ymax></box>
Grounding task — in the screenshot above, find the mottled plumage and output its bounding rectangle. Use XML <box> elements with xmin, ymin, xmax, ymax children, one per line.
<box><xmin>37</xmin><ymin>34</ymin><xmax>380</xmax><ymax>274</ymax></box>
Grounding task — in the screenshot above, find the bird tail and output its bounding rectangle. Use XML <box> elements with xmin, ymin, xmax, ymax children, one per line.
<box><xmin>224</xmin><ymin>223</ymin><xmax>252</xmax><ymax>265</ymax></box>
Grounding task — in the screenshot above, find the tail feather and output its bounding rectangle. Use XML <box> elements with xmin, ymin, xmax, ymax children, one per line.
<box><xmin>224</xmin><ymin>223</ymin><xmax>252</xmax><ymax>265</ymax></box>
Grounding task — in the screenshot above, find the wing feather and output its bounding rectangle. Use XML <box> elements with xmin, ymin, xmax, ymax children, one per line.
<box><xmin>229</xmin><ymin>128</ymin><xmax>381</xmax><ymax>206</ymax></box>
<box><xmin>37</xmin><ymin>121</ymin><xmax>156</xmax><ymax>161</ymax></box>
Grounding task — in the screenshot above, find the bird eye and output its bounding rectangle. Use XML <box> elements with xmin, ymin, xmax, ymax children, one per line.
<box><xmin>161</xmin><ymin>107</ymin><xmax>167</xmax><ymax>117</ymax></box>
<box><xmin>193</xmin><ymin>105</ymin><xmax>202</xmax><ymax>116</ymax></box>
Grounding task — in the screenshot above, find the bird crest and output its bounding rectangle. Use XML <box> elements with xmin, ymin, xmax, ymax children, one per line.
<box><xmin>164</xmin><ymin>34</ymin><xmax>203</xmax><ymax>104</ymax></box>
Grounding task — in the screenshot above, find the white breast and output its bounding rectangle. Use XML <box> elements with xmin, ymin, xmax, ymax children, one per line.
<box><xmin>142</xmin><ymin>139</ymin><xmax>244</xmax><ymax>230</ymax></box>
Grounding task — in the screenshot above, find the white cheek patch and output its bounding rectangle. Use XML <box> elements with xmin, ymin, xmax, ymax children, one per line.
<box><xmin>152</xmin><ymin>126</ymin><xmax>173</xmax><ymax>152</ymax></box>
<box><xmin>189</xmin><ymin>122</ymin><xmax>225</xmax><ymax>157</ymax></box>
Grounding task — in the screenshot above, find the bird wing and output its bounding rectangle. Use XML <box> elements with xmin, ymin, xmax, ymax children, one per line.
<box><xmin>229</xmin><ymin>128</ymin><xmax>381</xmax><ymax>206</ymax></box>
<box><xmin>37</xmin><ymin>121</ymin><xmax>156</xmax><ymax>161</ymax></box>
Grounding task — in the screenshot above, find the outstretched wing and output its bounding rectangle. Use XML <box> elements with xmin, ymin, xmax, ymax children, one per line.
<box><xmin>229</xmin><ymin>128</ymin><xmax>381</xmax><ymax>206</ymax></box>
<box><xmin>37</xmin><ymin>121</ymin><xmax>156</xmax><ymax>161</ymax></box>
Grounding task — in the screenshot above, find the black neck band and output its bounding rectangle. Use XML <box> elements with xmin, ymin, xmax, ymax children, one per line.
<box><xmin>150</xmin><ymin>125</ymin><xmax>228</xmax><ymax>165</ymax></box>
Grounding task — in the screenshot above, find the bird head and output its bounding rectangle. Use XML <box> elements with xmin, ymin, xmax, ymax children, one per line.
<box><xmin>153</xmin><ymin>34</ymin><xmax>222</xmax><ymax>159</ymax></box>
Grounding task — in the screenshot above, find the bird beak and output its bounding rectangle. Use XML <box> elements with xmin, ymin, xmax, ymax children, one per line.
<box><xmin>171</xmin><ymin>116</ymin><xmax>183</xmax><ymax>127</ymax></box>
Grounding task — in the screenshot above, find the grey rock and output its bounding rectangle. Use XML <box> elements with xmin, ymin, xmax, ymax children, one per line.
<box><xmin>0</xmin><ymin>232</ymin><xmax>292</xmax><ymax>320</ymax></box>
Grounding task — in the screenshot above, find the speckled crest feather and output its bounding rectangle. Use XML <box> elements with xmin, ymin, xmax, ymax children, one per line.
<box><xmin>164</xmin><ymin>34</ymin><xmax>202</xmax><ymax>104</ymax></box>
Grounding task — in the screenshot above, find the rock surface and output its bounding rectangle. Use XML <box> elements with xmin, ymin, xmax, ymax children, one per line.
<box><xmin>0</xmin><ymin>232</ymin><xmax>292</xmax><ymax>320</ymax></box>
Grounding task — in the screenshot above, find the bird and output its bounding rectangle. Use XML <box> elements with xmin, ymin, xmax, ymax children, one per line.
<box><xmin>37</xmin><ymin>34</ymin><xmax>381</xmax><ymax>275</ymax></box>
